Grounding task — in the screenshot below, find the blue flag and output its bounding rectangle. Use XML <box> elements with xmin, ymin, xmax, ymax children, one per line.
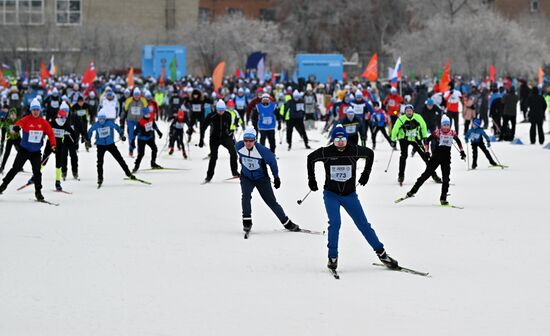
<box><xmin>246</xmin><ymin>52</ymin><xmax>266</xmax><ymax>70</ymax></box>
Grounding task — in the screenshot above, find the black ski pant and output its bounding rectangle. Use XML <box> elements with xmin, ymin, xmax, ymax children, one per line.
<box><xmin>471</xmin><ymin>141</ymin><xmax>496</xmax><ymax>167</ymax></box>
<box><xmin>0</xmin><ymin>138</ymin><xmax>20</xmax><ymax>171</ymax></box>
<box><xmin>240</xmin><ymin>176</ymin><xmax>288</xmax><ymax>223</ymax></box>
<box><xmin>502</xmin><ymin>115</ymin><xmax>516</xmax><ymax>139</ymax></box>
<box><xmin>409</xmin><ymin>152</ymin><xmax>451</xmax><ymax>200</ymax></box>
<box><xmin>97</xmin><ymin>144</ymin><xmax>132</xmax><ymax>180</ymax></box>
<box><xmin>0</xmin><ymin>128</ymin><xmax>5</xmax><ymax>153</ymax></box>
<box><xmin>259</xmin><ymin>129</ymin><xmax>276</xmax><ymax>153</ymax></box>
<box><xmin>207</xmin><ymin>136</ymin><xmax>239</xmax><ymax>179</ymax></box>
<box><xmin>448</xmin><ymin>112</ymin><xmax>459</xmax><ymax>133</ymax></box>
<box><xmin>399</xmin><ymin>139</ymin><xmax>440</xmax><ymax>181</ymax></box>
<box><xmin>61</xmin><ymin>136</ymin><xmax>79</xmax><ymax>175</ymax></box>
<box><xmin>134</xmin><ymin>138</ymin><xmax>158</xmax><ymax>169</ymax></box>
<box><xmin>372</xmin><ymin>126</ymin><xmax>392</xmax><ymax>149</ymax></box>
<box><xmin>286</xmin><ymin>118</ymin><xmax>308</xmax><ymax>147</ymax></box>
<box><xmin>2</xmin><ymin>147</ymin><xmax>43</xmax><ymax>192</ymax></box>
<box><xmin>43</xmin><ymin>139</ymin><xmax>65</xmax><ymax>177</ymax></box>
<box><xmin>169</xmin><ymin>128</ymin><xmax>186</xmax><ymax>153</ymax></box>
<box><xmin>530</xmin><ymin>120</ymin><xmax>545</xmax><ymax>144</ymax></box>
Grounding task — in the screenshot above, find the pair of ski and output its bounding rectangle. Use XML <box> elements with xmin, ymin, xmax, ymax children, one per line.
<box><xmin>243</xmin><ymin>228</ymin><xmax>325</xmax><ymax>239</ymax></box>
<box><xmin>140</xmin><ymin>167</ymin><xmax>188</xmax><ymax>171</ymax></box>
<box><xmin>201</xmin><ymin>176</ymin><xmax>240</xmax><ymax>185</ymax></box>
<box><xmin>97</xmin><ymin>177</ymin><xmax>152</xmax><ymax>189</ymax></box>
<box><xmin>328</xmin><ymin>263</ymin><xmax>429</xmax><ymax>279</ymax></box>
<box><xmin>394</xmin><ymin>194</ymin><xmax>464</xmax><ymax>209</ymax></box>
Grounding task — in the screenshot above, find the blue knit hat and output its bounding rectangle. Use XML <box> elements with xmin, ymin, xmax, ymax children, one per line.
<box><xmin>473</xmin><ymin>118</ymin><xmax>481</xmax><ymax>127</ymax></box>
<box><xmin>331</xmin><ymin>124</ymin><xmax>347</xmax><ymax>141</ymax></box>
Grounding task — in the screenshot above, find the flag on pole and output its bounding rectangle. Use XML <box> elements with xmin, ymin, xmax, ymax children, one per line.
<box><xmin>169</xmin><ymin>55</ymin><xmax>177</xmax><ymax>80</ymax></box>
<box><xmin>82</xmin><ymin>62</ymin><xmax>96</xmax><ymax>85</ymax></box>
<box><xmin>246</xmin><ymin>52</ymin><xmax>265</xmax><ymax>70</ymax></box>
<box><xmin>0</xmin><ymin>69</ymin><xmax>8</xmax><ymax>88</ymax></box>
<box><xmin>159</xmin><ymin>65</ymin><xmax>166</xmax><ymax>87</ymax></box>
<box><xmin>439</xmin><ymin>59</ymin><xmax>451</xmax><ymax>92</ymax></box>
<box><xmin>489</xmin><ymin>65</ymin><xmax>496</xmax><ymax>82</ymax></box>
<box><xmin>538</xmin><ymin>65</ymin><xmax>544</xmax><ymax>87</ymax></box>
<box><xmin>257</xmin><ymin>56</ymin><xmax>265</xmax><ymax>84</ymax></box>
<box><xmin>361</xmin><ymin>53</ymin><xmax>378</xmax><ymax>81</ymax></box>
<box><xmin>127</xmin><ymin>67</ymin><xmax>135</xmax><ymax>87</ymax></box>
<box><xmin>235</xmin><ymin>68</ymin><xmax>241</xmax><ymax>78</ymax></box>
<box><xmin>390</xmin><ymin>57</ymin><xmax>401</xmax><ymax>87</ymax></box>
<box><xmin>40</xmin><ymin>62</ymin><xmax>50</xmax><ymax>87</ymax></box>
<box><xmin>212</xmin><ymin>61</ymin><xmax>226</xmax><ymax>93</ymax></box>
<box><xmin>48</xmin><ymin>55</ymin><xmax>57</xmax><ymax>76</ymax></box>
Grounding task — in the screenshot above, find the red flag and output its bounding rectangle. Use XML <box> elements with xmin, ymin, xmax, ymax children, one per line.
<box><xmin>212</xmin><ymin>61</ymin><xmax>226</xmax><ymax>93</ymax></box>
<box><xmin>127</xmin><ymin>67</ymin><xmax>135</xmax><ymax>87</ymax></box>
<box><xmin>271</xmin><ymin>69</ymin><xmax>276</xmax><ymax>83</ymax></box>
<box><xmin>439</xmin><ymin>60</ymin><xmax>451</xmax><ymax>92</ymax></box>
<box><xmin>40</xmin><ymin>62</ymin><xmax>50</xmax><ymax>87</ymax></box>
<box><xmin>82</xmin><ymin>62</ymin><xmax>97</xmax><ymax>85</ymax></box>
<box><xmin>0</xmin><ymin>69</ymin><xmax>8</xmax><ymax>88</ymax></box>
<box><xmin>159</xmin><ymin>66</ymin><xmax>166</xmax><ymax>87</ymax></box>
<box><xmin>538</xmin><ymin>65</ymin><xmax>544</xmax><ymax>87</ymax></box>
<box><xmin>343</xmin><ymin>71</ymin><xmax>347</xmax><ymax>80</ymax></box>
<box><xmin>235</xmin><ymin>68</ymin><xmax>241</xmax><ymax>78</ymax></box>
<box><xmin>489</xmin><ymin>65</ymin><xmax>496</xmax><ymax>82</ymax></box>
<box><xmin>361</xmin><ymin>53</ymin><xmax>378</xmax><ymax>81</ymax></box>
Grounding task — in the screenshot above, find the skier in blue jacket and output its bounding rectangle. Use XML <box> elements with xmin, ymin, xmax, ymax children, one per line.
<box><xmin>87</xmin><ymin>109</ymin><xmax>135</xmax><ymax>187</ymax></box>
<box><xmin>464</xmin><ymin>118</ymin><xmax>498</xmax><ymax>169</ymax></box>
<box><xmin>236</xmin><ymin>126</ymin><xmax>299</xmax><ymax>235</ymax></box>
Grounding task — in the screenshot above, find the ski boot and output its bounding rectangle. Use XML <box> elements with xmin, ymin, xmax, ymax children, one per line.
<box><xmin>55</xmin><ymin>180</ymin><xmax>62</xmax><ymax>191</ymax></box>
<box><xmin>0</xmin><ymin>183</ymin><xmax>6</xmax><ymax>194</ymax></box>
<box><xmin>471</xmin><ymin>163</ymin><xmax>477</xmax><ymax>170</ymax></box>
<box><xmin>398</xmin><ymin>176</ymin><xmax>404</xmax><ymax>186</ymax></box>
<box><xmin>62</xmin><ymin>171</ymin><xmax>67</xmax><ymax>181</ymax></box>
<box><xmin>283</xmin><ymin>219</ymin><xmax>300</xmax><ymax>232</ymax></box>
<box><xmin>151</xmin><ymin>163</ymin><xmax>163</xmax><ymax>169</ymax></box>
<box><xmin>129</xmin><ymin>151</ymin><xmax>134</xmax><ymax>158</ymax></box>
<box><xmin>287</xmin><ymin>144</ymin><xmax>291</xmax><ymax>151</ymax></box>
<box><xmin>73</xmin><ymin>171</ymin><xmax>79</xmax><ymax>180</ymax></box>
<box><xmin>406</xmin><ymin>191</ymin><xmax>415</xmax><ymax>198</ymax></box>
<box><xmin>376</xmin><ymin>248</ymin><xmax>399</xmax><ymax>269</ymax></box>
<box><xmin>243</xmin><ymin>218</ymin><xmax>252</xmax><ymax>233</ymax></box>
<box><xmin>168</xmin><ymin>147</ymin><xmax>174</xmax><ymax>155</ymax></box>
<box><xmin>440</xmin><ymin>198</ymin><xmax>449</xmax><ymax>206</ymax></box>
<box><xmin>132</xmin><ymin>166</ymin><xmax>139</xmax><ymax>173</ymax></box>
<box><xmin>327</xmin><ymin>257</ymin><xmax>338</xmax><ymax>270</ymax></box>
<box><xmin>35</xmin><ymin>190</ymin><xmax>45</xmax><ymax>201</ymax></box>
<box><xmin>305</xmin><ymin>143</ymin><xmax>311</xmax><ymax>149</ymax></box>
<box><xmin>97</xmin><ymin>178</ymin><xmax>103</xmax><ymax>188</ymax></box>
<box><xmin>128</xmin><ymin>174</ymin><xmax>137</xmax><ymax>181</ymax></box>
<box><xmin>432</xmin><ymin>175</ymin><xmax>442</xmax><ymax>183</ymax></box>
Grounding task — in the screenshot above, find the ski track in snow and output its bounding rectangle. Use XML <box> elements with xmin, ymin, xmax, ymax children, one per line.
<box><xmin>1</xmin><ymin>121</ymin><xmax>549</xmax><ymax>335</ymax></box>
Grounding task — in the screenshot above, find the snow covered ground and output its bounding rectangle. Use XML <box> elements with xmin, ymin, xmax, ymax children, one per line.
<box><xmin>1</xmin><ymin>120</ymin><xmax>549</xmax><ymax>336</ymax></box>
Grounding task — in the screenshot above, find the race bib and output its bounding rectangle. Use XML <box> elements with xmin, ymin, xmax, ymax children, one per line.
<box><xmin>88</xmin><ymin>100</ymin><xmax>95</xmax><ymax>106</ymax></box>
<box><xmin>130</xmin><ymin>106</ymin><xmax>141</xmax><ymax>116</ymax></box>
<box><xmin>175</xmin><ymin>122</ymin><xmax>185</xmax><ymax>129</ymax></box>
<box><xmin>305</xmin><ymin>96</ymin><xmax>314</xmax><ymax>103</ymax></box>
<box><xmin>98</xmin><ymin>127</ymin><xmax>111</xmax><ymax>138</ymax></box>
<box><xmin>388</xmin><ymin>100</ymin><xmax>395</xmax><ymax>107</ymax></box>
<box><xmin>11</xmin><ymin>93</ymin><xmax>19</xmax><ymax>100</ymax></box>
<box><xmin>242</xmin><ymin>157</ymin><xmax>260</xmax><ymax>171</ymax></box>
<box><xmin>296</xmin><ymin>103</ymin><xmax>304</xmax><ymax>111</ymax></box>
<box><xmin>439</xmin><ymin>134</ymin><xmax>453</xmax><ymax>147</ymax></box>
<box><xmin>50</xmin><ymin>101</ymin><xmax>59</xmax><ymax>108</ymax></box>
<box><xmin>262</xmin><ymin>116</ymin><xmax>273</xmax><ymax>125</ymax></box>
<box><xmin>354</xmin><ymin>105</ymin><xmax>364</xmax><ymax>114</ymax></box>
<box><xmin>192</xmin><ymin>104</ymin><xmax>201</xmax><ymax>112</ymax></box>
<box><xmin>144</xmin><ymin>122</ymin><xmax>153</xmax><ymax>132</ymax></box>
<box><xmin>173</xmin><ymin>98</ymin><xmax>180</xmax><ymax>104</ymax></box>
<box><xmin>28</xmin><ymin>130</ymin><xmax>43</xmax><ymax>143</ymax></box>
<box><xmin>330</xmin><ymin>165</ymin><xmax>352</xmax><ymax>182</ymax></box>
<box><xmin>405</xmin><ymin>130</ymin><xmax>417</xmax><ymax>138</ymax></box>
<box><xmin>471</xmin><ymin>133</ymin><xmax>481</xmax><ymax>140</ymax></box>
<box><xmin>345</xmin><ymin>125</ymin><xmax>357</xmax><ymax>134</ymax></box>
<box><xmin>236</xmin><ymin>101</ymin><xmax>245</xmax><ymax>109</ymax></box>
<box><xmin>53</xmin><ymin>128</ymin><xmax>65</xmax><ymax>138</ymax></box>
<box><xmin>77</xmin><ymin>109</ymin><xmax>86</xmax><ymax>117</ymax></box>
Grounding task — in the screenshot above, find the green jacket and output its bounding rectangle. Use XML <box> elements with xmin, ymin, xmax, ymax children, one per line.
<box><xmin>227</xmin><ymin>108</ymin><xmax>244</xmax><ymax>131</ymax></box>
<box><xmin>544</xmin><ymin>94</ymin><xmax>550</xmax><ymax>111</ymax></box>
<box><xmin>391</xmin><ymin>113</ymin><xmax>428</xmax><ymax>142</ymax></box>
<box><xmin>0</xmin><ymin>117</ymin><xmax>21</xmax><ymax>140</ymax></box>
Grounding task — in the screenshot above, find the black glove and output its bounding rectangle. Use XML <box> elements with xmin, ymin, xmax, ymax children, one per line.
<box><xmin>121</xmin><ymin>135</ymin><xmax>127</xmax><ymax>142</ymax></box>
<box><xmin>425</xmin><ymin>152</ymin><xmax>431</xmax><ymax>160</ymax></box>
<box><xmin>460</xmin><ymin>150</ymin><xmax>466</xmax><ymax>161</ymax></box>
<box><xmin>277</xmin><ymin>122</ymin><xmax>281</xmax><ymax>130</ymax></box>
<box><xmin>358</xmin><ymin>170</ymin><xmax>371</xmax><ymax>186</ymax></box>
<box><xmin>308</xmin><ymin>178</ymin><xmax>318</xmax><ymax>191</ymax></box>
<box><xmin>273</xmin><ymin>176</ymin><xmax>281</xmax><ymax>189</ymax></box>
<box><xmin>158</xmin><ymin>132</ymin><xmax>163</xmax><ymax>139</ymax></box>
<box><xmin>86</xmin><ymin>141</ymin><xmax>92</xmax><ymax>148</ymax></box>
<box><xmin>390</xmin><ymin>141</ymin><xmax>397</xmax><ymax>148</ymax></box>
<box><xmin>13</xmin><ymin>125</ymin><xmax>21</xmax><ymax>132</ymax></box>
<box><xmin>198</xmin><ymin>139</ymin><xmax>204</xmax><ymax>148</ymax></box>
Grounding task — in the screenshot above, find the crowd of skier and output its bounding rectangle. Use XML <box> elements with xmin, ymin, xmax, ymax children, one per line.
<box><xmin>0</xmin><ymin>72</ymin><xmax>548</xmax><ymax>276</ymax></box>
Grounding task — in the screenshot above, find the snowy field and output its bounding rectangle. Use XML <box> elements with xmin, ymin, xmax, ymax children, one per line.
<box><xmin>1</xmin><ymin>120</ymin><xmax>549</xmax><ymax>336</ymax></box>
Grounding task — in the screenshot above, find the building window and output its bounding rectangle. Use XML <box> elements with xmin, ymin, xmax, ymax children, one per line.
<box><xmin>0</xmin><ymin>0</ymin><xmax>44</xmax><ymax>25</ymax></box>
<box><xmin>530</xmin><ymin>0</ymin><xmax>539</xmax><ymax>12</ymax></box>
<box><xmin>227</xmin><ymin>8</ymin><xmax>243</xmax><ymax>16</ymax></box>
<box><xmin>198</xmin><ymin>7</ymin><xmax>210</xmax><ymax>23</ymax></box>
<box><xmin>56</xmin><ymin>0</ymin><xmax>81</xmax><ymax>25</ymax></box>
<box><xmin>259</xmin><ymin>8</ymin><xmax>275</xmax><ymax>21</ymax></box>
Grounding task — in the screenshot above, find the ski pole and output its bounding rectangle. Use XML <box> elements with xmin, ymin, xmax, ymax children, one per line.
<box><xmin>384</xmin><ymin>148</ymin><xmax>394</xmax><ymax>173</ymax></box>
<box><xmin>296</xmin><ymin>190</ymin><xmax>312</xmax><ymax>205</ymax></box>
<box><xmin>453</xmin><ymin>143</ymin><xmax>467</xmax><ymax>165</ymax></box>
<box><xmin>489</xmin><ymin>146</ymin><xmax>504</xmax><ymax>169</ymax></box>
<box><xmin>466</xmin><ymin>143</ymin><xmax>470</xmax><ymax>169</ymax></box>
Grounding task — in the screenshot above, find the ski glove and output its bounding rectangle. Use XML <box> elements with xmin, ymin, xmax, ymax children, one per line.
<box><xmin>273</xmin><ymin>176</ymin><xmax>281</xmax><ymax>189</ymax></box>
<box><xmin>13</xmin><ymin>125</ymin><xmax>21</xmax><ymax>132</ymax></box>
<box><xmin>308</xmin><ymin>178</ymin><xmax>319</xmax><ymax>191</ymax></box>
<box><xmin>277</xmin><ymin>123</ymin><xmax>282</xmax><ymax>131</ymax></box>
<box><xmin>390</xmin><ymin>141</ymin><xmax>397</xmax><ymax>148</ymax></box>
<box><xmin>198</xmin><ymin>139</ymin><xmax>205</xmax><ymax>148</ymax></box>
<box><xmin>358</xmin><ymin>170</ymin><xmax>371</xmax><ymax>186</ymax></box>
<box><xmin>425</xmin><ymin>152</ymin><xmax>431</xmax><ymax>160</ymax></box>
<box><xmin>460</xmin><ymin>150</ymin><xmax>466</xmax><ymax>160</ymax></box>
<box><xmin>158</xmin><ymin>131</ymin><xmax>163</xmax><ymax>139</ymax></box>
<box><xmin>487</xmin><ymin>142</ymin><xmax>491</xmax><ymax>147</ymax></box>
<box><xmin>121</xmin><ymin>135</ymin><xmax>127</xmax><ymax>142</ymax></box>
